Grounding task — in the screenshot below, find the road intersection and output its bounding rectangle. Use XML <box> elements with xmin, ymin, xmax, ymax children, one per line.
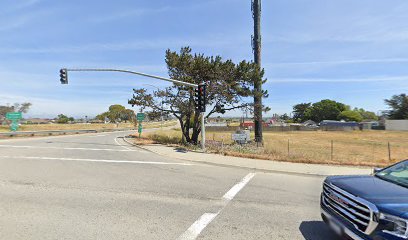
<box><xmin>0</xmin><ymin>131</ymin><xmax>338</xmax><ymax>239</ymax></box>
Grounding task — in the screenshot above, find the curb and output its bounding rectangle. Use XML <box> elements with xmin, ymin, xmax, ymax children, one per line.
<box><xmin>122</xmin><ymin>136</ymin><xmax>156</xmax><ymax>153</ymax></box>
<box><xmin>122</xmin><ymin>139</ymin><xmax>331</xmax><ymax>177</ymax></box>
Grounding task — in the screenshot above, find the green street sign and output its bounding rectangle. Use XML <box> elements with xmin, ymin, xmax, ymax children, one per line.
<box><xmin>6</xmin><ymin>112</ymin><xmax>22</xmax><ymax>131</ymax></box>
<box><xmin>136</xmin><ymin>113</ymin><xmax>145</xmax><ymax>121</ymax></box>
<box><xmin>6</xmin><ymin>112</ymin><xmax>22</xmax><ymax>120</ymax></box>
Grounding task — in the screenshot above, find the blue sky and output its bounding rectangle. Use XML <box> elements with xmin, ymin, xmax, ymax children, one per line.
<box><xmin>1</xmin><ymin>0</ymin><xmax>408</xmax><ymax>118</ymax></box>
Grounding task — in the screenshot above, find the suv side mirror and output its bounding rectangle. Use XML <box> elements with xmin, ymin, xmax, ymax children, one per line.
<box><xmin>373</xmin><ymin>168</ymin><xmax>382</xmax><ymax>174</ymax></box>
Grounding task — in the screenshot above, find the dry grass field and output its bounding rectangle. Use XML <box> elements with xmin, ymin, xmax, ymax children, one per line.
<box><xmin>144</xmin><ymin>129</ymin><xmax>408</xmax><ymax>167</ymax></box>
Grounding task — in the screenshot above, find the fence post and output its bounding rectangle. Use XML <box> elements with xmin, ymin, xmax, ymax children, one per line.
<box><xmin>287</xmin><ymin>139</ymin><xmax>290</xmax><ymax>158</ymax></box>
<box><xmin>388</xmin><ymin>142</ymin><xmax>391</xmax><ymax>162</ymax></box>
<box><xmin>331</xmin><ymin>140</ymin><xmax>334</xmax><ymax>161</ymax></box>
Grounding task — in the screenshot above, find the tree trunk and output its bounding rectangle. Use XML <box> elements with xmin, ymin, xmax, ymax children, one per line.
<box><xmin>191</xmin><ymin>111</ymin><xmax>201</xmax><ymax>144</ymax></box>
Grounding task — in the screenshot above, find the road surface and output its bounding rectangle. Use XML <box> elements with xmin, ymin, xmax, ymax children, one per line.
<box><xmin>0</xmin><ymin>131</ymin><xmax>339</xmax><ymax>239</ymax></box>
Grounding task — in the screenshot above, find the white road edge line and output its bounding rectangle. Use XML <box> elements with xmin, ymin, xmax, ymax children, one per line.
<box><xmin>0</xmin><ymin>144</ymin><xmax>140</xmax><ymax>152</ymax></box>
<box><xmin>89</xmin><ymin>134</ymin><xmax>107</xmax><ymax>137</ymax></box>
<box><xmin>0</xmin><ymin>156</ymin><xmax>194</xmax><ymax>166</ymax></box>
<box><xmin>177</xmin><ymin>172</ymin><xmax>256</xmax><ymax>240</ymax></box>
<box><xmin>114</xmin><ymin>136</ymin><xmax>134</xmax><ymax>151</ymax></box>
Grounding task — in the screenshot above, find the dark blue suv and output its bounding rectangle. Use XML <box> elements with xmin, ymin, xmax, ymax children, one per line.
<box><xmin>321</xmin><ymin>160</ymin><xmax>408</xmax><ymax>240</ymax></box>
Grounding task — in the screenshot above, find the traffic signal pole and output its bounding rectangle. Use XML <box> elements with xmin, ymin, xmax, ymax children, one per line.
<box><xmin>201</xmin><ymin>112</ymin><xmax>205</xmax><ymax>151</ymax></box>
<box><xmin>59</xmin><ymin>68</ymin><xmax>207</xmax><ymax>151</ymax></box>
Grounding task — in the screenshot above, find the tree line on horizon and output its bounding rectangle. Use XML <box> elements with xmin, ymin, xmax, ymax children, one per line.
<box><xmin>290</xmin><ymin>94</ymin><xmax>408</xmax><ymax>123</ymax></box>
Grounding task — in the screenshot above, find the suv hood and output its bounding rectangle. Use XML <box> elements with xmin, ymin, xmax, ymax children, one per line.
<box><xmin>326</xmin><ymin>175</ymin><xmax>408</xmax><ymax>218</ymax></box>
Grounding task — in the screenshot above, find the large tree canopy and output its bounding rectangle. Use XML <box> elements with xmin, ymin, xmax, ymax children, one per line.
<box><xmin>353</xmin><ymin>108</ymin><xmax>378</xmax><ymax>121</ymax></box>
<box><xmin>292</xmin><ymin>103</ymin><xmax>311</xmax><ymax>122</ymax></box>
<box><xmin>338</xmin><ymin>110</ymin><xmax>363</xmax><ymax>122</ymax></box>
<box><xmin>55</xmin><ymin>114</ymin><xmax>74</xmax><ymax>124</ymax></box>
<box><xmin>303</xmin><ymin>99</ymin><xmax>349</xmax><ymax>122</ymax></box>
<box><xmin>385</xmin><ymin>94</ymin><xmax>408</xmax><ymax>119</ymax></box>
<box><xmin>128</xmin><ymin>47</ymin><xmax>266</xmax><ymax>144</ymax></box>
<box><xmin>96</xmin><ymin>104</ymin><xmax>135</xmax><ymax>123</ymax></box>
<box><xmin>292</xmin><ymin>100</ymin><xmax>378</xmax><ymax>122</ymax></box>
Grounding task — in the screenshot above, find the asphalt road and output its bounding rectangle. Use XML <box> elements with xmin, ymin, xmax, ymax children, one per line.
<box><xmin>0</xmin><ymin>131</ymin><xmax>339</xmax><ymax>240</ymax></box>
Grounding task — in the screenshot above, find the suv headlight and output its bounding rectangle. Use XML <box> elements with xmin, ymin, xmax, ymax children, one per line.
<box><xmin>380</xmin><ymin>213</ymin><xmax>408</xmax><ymax>239</ymax></box>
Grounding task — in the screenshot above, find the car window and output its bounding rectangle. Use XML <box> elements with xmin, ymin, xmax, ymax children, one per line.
<box><xmin>377</xmin><ymin>161</ymin><xmax>408</xmax><ymax>187</ymax></box>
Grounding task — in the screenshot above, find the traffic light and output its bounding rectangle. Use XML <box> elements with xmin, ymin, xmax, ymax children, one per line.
<box><xmin>60</xmin><ymin>68</ymin><xmax>68</xmax><ymax>84</ymax></box>
<box><xmin>194</xmin><ymin>83</ymin><xmax>206</xmax><ymax>112</ymax></box>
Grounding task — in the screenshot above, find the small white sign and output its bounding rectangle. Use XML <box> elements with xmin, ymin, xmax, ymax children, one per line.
<box><xmin>232</xmin><ymin>133</ymin><xmax>247</xmax><ymax>141</ymax></box>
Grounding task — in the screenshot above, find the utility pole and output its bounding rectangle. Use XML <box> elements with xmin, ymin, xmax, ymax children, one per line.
<box><xmin>252</xmin><ymin>0</ymin><xmax>263</xmax><ymax>143</ymax></box>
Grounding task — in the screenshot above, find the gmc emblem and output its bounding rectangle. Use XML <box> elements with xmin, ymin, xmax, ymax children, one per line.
<box><xmin>329</xmin><ymin>193</ymin><xmax>348</xmax><ymax>206</ymax></box>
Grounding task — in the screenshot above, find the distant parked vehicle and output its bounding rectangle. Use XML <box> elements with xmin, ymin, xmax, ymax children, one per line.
<box><xmin>321</xmin><ymin>159</ymin><xmax>408</xmax><ymax>239</ymax></box>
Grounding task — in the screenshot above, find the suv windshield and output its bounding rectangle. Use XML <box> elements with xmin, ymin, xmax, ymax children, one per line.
<box><xmin>376</xmin><ymin>160</ymin><xmax>408</xmax><ymax>188</ymax></box>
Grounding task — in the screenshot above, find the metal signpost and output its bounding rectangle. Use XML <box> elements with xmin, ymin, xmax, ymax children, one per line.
<box><xmin>6</xmin><ymin>112</ymin><xmax>22</xmax><ymax>132</ymax></box>
<box><xmin>136</xmin><ymin>113</ymin><xmax>145</xmax><ymax>138</ymax></box>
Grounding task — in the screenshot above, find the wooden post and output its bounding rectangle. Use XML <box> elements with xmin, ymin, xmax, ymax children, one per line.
<box><xmin>388</xmin><ymin>142</ymin><xmax>391</xmax><ymax>162</ymax></box>
<box><xmin>287</xmin><ymin>139</ymin><xmax>290</xmax><ymax>158</ymax></box>
<box><xmin>331</xmin><ymin>140</ymin><xmax>334</xmax><ymax>161</ymax></box>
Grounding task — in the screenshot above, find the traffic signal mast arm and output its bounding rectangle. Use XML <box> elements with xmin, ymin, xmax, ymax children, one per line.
<box><xmin>62</xmin><ymin>68</ymin><xmax>198</xmax><ymax>88</ymax></box>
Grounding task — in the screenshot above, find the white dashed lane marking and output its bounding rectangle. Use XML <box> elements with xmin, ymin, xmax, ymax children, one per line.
<box><xmin>177</xmin><ymin>172</ymin><xmax>256</xmax><ymax>240</ymax></box>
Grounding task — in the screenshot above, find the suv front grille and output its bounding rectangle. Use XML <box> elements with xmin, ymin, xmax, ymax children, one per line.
<box><xmin>322</xmin><ymin>182</ymin><xmax>379</xmax><ymax>234</ymax></box>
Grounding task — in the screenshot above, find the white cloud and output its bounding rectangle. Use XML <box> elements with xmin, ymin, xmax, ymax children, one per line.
<box><xmin>268</xmin><ymin>75</ymin><xmax>408</xmax><ymax>83</ymax></box>
<box><xmin>0</xmin><ymin>36</ymin><xmax>243</xmax><ymax>54</ymax></box>
<box><xmin>0</xmin><ymin>93</ymin><xmax>121</xmax><ymax>118</ymax></box>
<box><xmin>0</xmin><ymin>17</ymin><xmax>29</xmax><ymax>31</ymax></box>
<box><xmin>0</xmin><ymin>0</ymin><xmax>42</xmax><ymax>15</ymax></box>
<box><xmin>266</xmin><ymin>58</ymin><xmax>408</xmax><ymax>67</ymax></box>
<box><xmin>89</xmin><ymin>6</ymin><xmax>171</xmax><ymax>23</ymax></box>
<box><xmin>0</xmin><ymin>5</ymin><xmax>51</xmax><ymax>33</ymax></box>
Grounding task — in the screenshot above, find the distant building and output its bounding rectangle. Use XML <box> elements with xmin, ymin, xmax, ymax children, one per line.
<box><xmin>240</xmin><ymin>121</ymin><xmax>269</xmax><ymax>129</ymax></box>
<box><xmin>360</xmin><ymin>121</ymin><xmax>379</xmax><ymax>130</ymax></box>
<box><xmin>320</xmin><ymin>120</ymin><xmax>359</xmax><ymax>131</ymax></box>
<box><xmin>206</xmin><ymin>122</ymin><xmax>228</xmax><ymax>127</ymax></box>
<box><xmin>385</xmin><ymin>120</ymin><xmax>408</xmax><ymax>131</ymax></box>
<box><xmin>22</xmin><ymin>118</ymin><xmax>52</xmax><ymax>124</ymax></box>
